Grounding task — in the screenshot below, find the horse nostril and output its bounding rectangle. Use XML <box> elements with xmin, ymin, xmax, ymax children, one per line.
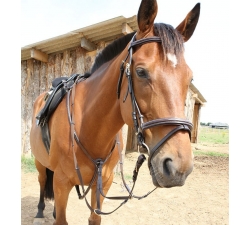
<box><xmin>163</xmin><ymin>158</ymin><xmax>174</xmax><ymax>176</ymax></box>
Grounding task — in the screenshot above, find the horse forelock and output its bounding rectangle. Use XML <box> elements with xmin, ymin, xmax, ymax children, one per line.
<box><xmin>153</xmin><ymin>23</ymin><xmax>184</xmax><ymax>60</ymax></box>
<box><xmin>90</xmin><ymin>32</ymin><xmax>136</xmax><ymax>74</ymax></box>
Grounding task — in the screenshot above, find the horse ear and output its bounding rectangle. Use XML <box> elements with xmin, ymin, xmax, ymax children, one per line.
<box><xmin>137</xmin><ymin>0</ymin><xmax>158</xmax><ymax>34</ymax></box>
<box><xmin>175</xmin><ymin>3</ymin><xmax>200</xmax><ymax>42</ymax></box>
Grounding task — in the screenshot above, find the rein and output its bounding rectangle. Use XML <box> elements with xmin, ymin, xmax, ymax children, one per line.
<box><xmin>66</xmin><ymin>33</ymin><xmax>193</xmax><ymax>216</ymax></box>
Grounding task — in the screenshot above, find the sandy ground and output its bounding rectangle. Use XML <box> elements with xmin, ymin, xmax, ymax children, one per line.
<box><xmin>21</xmin><ymin>143</ymin><xmax>228</xmax><ymax>225</ymax></box>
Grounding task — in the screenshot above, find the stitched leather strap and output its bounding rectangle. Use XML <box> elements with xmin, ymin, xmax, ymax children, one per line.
<box><xmin>129</xmin><ymin>36</ymin><xmax>161</xmax><ymax>51</ymax></box>
<box><xmin>142</xmin><ymin>118</ymin><xmax>193</xmax><ymax>130</ymax></box>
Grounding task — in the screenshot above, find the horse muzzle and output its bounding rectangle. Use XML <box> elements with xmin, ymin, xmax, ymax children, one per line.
<box><xmin>140</xmin><ymin>118</ymin><xmax>193</xmax><ymax>188</ymax></box>
<box><xmin>149</xmin><ymin>154</ymin><xmax>193</xmax><ymax>188</ymax></box>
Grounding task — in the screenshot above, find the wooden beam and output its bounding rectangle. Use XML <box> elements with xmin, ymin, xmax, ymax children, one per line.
<box><xmin>193</xmin><ymin>94</ymin><xmax>205</xmax><ymax>105</ymax></box>
<box><xmin>30</xmin><ymin>48</ymin><xmax>48</xmax><ymax>63</ymax></box>
<box><xmin>81</xmin><ymin>37</ymin><xmax>97</xmax><ymax>51</ymax></box>
<box><xmin>122</xmin><ymin>23</ymin><xmax>134</xmax><ymax>35</ymax></box>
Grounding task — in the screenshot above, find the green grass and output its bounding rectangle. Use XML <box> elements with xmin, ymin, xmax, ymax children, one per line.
<box><xmin>21</xmin><ymin>155</ymin><xmax>37</xmax><ymax>173</ymax></box>
<box><xmin>194</xmin><ymin>126</ymin><xmax>229</xmax><ymax>157</ymax></box>
<box><xmin>193</xmin><ymin>150</ymin><xmax>228</xmax><ymax>157</ymax></box>
<box><xmin>198</xmin><ymin>126</ymin><xmax>229</xmax><ymax>144</ymax></box>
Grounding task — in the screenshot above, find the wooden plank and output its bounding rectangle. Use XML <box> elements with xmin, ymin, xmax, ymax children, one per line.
<box><xmin>47</xmin><ymin>54</ymin><xmax>56</xmax><ymax>86</ymax></box>
<box><xmin>126</xmin><ymin>126</ymin><xmax>137</xmax><ymax>151</ymax></box>
<box><xmin>22</xmin><ymin>59</ymin><xmax>34</xmax><ymax>154</ymax></box>
<box><xmin>21</xmin><ymin>60</ymin><xmax>28</xmax><ymax>154</ymax></box>
<box><xmin>185</xmin><ymin>89</ymin><xmax>195</xmax><ymax>122</ymax></box>
<box><xmin>76</xmin><ymin>47</ymin><xmax>86</xmax><ymax>74</ymax></box>
<box><xmin>81</xmin><ymin>37</ymin><xmax>97</xmax><ymax>51</ymax></box>
<box><xmin>39</xmin><ymin>62</ymin><xmax>47</xmax><ymax>94</ymax></box>
<box><xmin>191</xmin><ymin>104</ymin><xmax>200</xmax><ymax>143</ymax></box>
<box><xmin>33</xmin><ymin>60</ymin><xmax>41</xmax><ymax>103</ymax></box>
<box><xmin>62</xmin><ymin>50</ymin><xmax>70</xmax><ymax>76</ymax></box>
<box><xmin>122</xmin><ymin>23</ymin><xmax>133</xmax><ymax>34</ymax></box>
<box><xmin>70</xmin><ymin>49</ymin><xmax>77</xmax><ymax>74</ymax></box>
<box><xmin>30</xmin><ymin>48</ymin><xmax>48</xmax><ymax>63</ymax></box>
<box><xmin>55</xmin><ymin>53</ymin><xmax>63</xmax><ymax>78</ymax></box>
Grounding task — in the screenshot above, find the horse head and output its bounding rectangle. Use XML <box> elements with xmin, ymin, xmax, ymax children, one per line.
<box><xmin>119</xmin><ymin>0</ymin><xmax>200</xmax><ymax>188</ymax></box>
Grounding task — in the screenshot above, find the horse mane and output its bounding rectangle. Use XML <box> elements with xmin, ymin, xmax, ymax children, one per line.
<box><xmin>89</xmin><ymin>23</ymin><xmax>184</xmax><ymax>74</ymax></box>
<box><xmin>90</xmin><ymin>32</ymin><xmax>136</xmax><ymax>74</ymax></box>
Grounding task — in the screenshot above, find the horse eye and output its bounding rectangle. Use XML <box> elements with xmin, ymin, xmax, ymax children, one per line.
<box><xmin>136</xmin><ymin>68</ymin><xmax>148</xmax><ymax>78</ymax></box>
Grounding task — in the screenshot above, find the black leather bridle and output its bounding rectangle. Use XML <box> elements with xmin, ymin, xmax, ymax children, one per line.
<box><xmin>117</xmin><ymin>33</ymin><xmax>193</xmax><ymax>168</ymax></box>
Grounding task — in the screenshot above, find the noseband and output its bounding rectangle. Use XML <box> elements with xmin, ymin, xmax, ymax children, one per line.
<box><xmin>117</xmin><ymin>34</ymin><xmax>193</xmax><ymax>168</ymax></box>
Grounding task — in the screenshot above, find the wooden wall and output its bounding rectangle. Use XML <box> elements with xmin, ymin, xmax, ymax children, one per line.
<box><xmin>21</xmin><ymin>46</ymin><xmax>95</xmax><ymax>155</ymax></box>
<box><xmin>185</xmin><ymin>88</ymin><xmax>196</xmax><ymax>122</ymax></box>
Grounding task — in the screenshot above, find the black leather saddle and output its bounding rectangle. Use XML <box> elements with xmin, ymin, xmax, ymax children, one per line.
<box><xmin>36</xmin><ymin>73</ymin><xmax>82</xmax><ymax>127</ymax></box>
<box><xmin>35</xmin><ymin>73</ymin><xmax>84</xmax><ymax>153</ymax></box>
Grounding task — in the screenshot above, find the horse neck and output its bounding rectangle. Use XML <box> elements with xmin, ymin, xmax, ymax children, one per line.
<box><xmin>75</xmin><ymin>51</ymin><xmax>127</xmax><ymax>154</ymax></box>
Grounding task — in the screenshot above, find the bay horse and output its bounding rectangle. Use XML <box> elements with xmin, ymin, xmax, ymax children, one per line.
<box><xmin>30</xmin><ymin>0</ymin><xmax>200</xmax><ymax>224</ymax></box>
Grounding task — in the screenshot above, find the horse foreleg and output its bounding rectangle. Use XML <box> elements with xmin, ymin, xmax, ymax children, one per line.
<box><xmin>53</xmin><ymin>169</ymin><xmax>73</xmax><ymax>225</ymax></box>
<box><xmin>88</xmin><ymin>172</ymin><xmax>114</xmax><ymax>225</ymax></box>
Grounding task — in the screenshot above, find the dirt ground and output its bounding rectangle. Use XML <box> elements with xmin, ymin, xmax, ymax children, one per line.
<box><xmin>21</xmin><ymin>143</ymin><xmax>229</xmax><ymax>225</ymax></box>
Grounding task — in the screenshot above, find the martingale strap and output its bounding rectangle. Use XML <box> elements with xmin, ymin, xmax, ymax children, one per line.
<box><xmin>67</xmin><ymin>82</ymin><xmax>146</xmax><ymax>216</ymax></box>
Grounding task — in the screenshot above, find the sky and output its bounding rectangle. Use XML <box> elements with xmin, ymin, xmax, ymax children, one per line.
<box><xmin>20</xmin><ymin>0</ymin><xmax>232</xmax><ymax>124</ymax></box>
